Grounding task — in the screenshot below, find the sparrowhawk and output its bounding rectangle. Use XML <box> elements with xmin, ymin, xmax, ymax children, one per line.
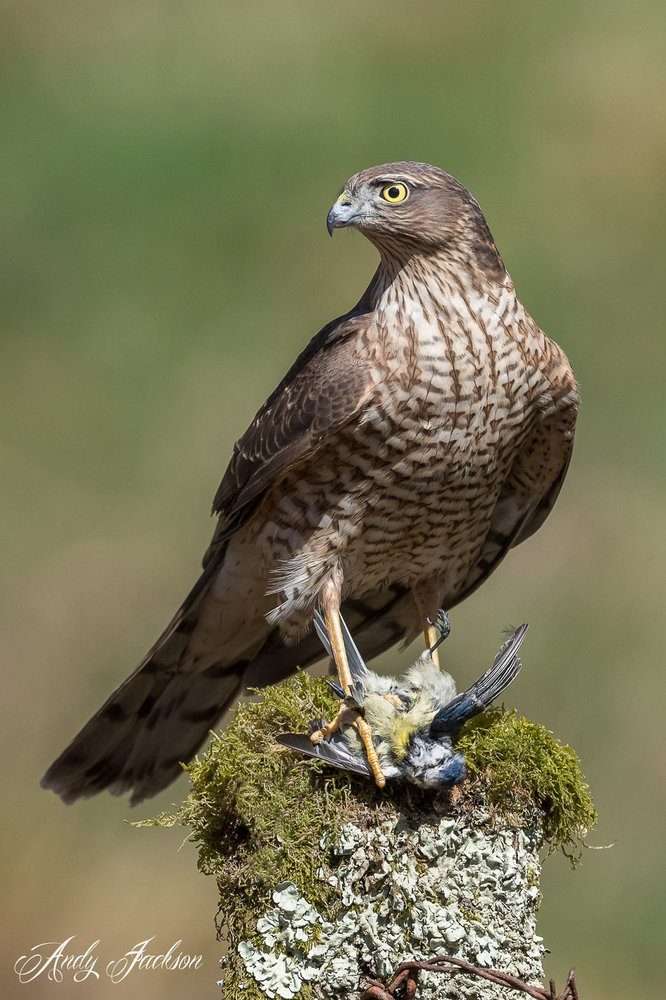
<box><xmin>42</xmin><ymin>161</ymin><xmax>578</xmax><ymax>804</ymax></box>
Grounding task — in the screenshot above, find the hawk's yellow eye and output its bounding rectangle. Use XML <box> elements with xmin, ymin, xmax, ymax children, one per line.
<box><xmin>380</xmin><ymin>182</ymin><xmax>409</xmax><ymax>204</ymax></box>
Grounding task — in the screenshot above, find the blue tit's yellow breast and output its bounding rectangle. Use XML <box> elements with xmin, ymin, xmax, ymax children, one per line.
<box><xmin>362</xmin><ymin>692</ymin><xmax>439</xmax><ymax>762</ymax></box>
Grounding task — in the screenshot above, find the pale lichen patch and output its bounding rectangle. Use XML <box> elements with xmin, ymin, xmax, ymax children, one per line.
<box><xmin>231</xmin><ymin>814</ymin><xmax>545</xmax><ymax>999</ymax></box>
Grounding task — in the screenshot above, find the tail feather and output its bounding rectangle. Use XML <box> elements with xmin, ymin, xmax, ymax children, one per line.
<box><xmin>276</xmin><ymin>731</ymin><xmax>375</xmax><ymax>778</ymax></box>
<box><xmin>112</xmin><ymin>667</ymin><xmax>243</xmax><ymax>804</ymax></box>
<box><xmin>41</xmin><ymin>630</ymin><xmax>246</xmax><ymax>805</ymax></box>
<box><xmin>41</xmin><ymin>554</ymin><xmax>261</xmax><ymax>805</ymax></box>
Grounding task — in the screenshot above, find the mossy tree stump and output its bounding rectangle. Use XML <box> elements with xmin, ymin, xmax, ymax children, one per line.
<box><xmin>146</xmin><ymin>673</ymin><xmax>595</xmax><ymax>999</ymax></box>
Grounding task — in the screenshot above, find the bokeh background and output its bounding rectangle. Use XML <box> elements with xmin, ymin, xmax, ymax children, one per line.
<box><xmin>2</xmin><ymin>1</ymin><xmax>664</xmax><ymax>997</ymax></box>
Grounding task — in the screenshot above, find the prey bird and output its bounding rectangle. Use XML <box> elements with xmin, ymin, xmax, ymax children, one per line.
<box><xmin>277</xmin><ymin>611</ymin><xmax>527</xmax><ymax>788</ymax></box>
<box><xmin>42</xmin><ymin>161</ymin><xmax>578</xmax><ymax>804</ymax></box>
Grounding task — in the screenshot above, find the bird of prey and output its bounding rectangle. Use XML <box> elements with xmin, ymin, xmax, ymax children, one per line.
<box><xmin>42</xmin><ymin>161</ymin><xmax>578</xmax><ymax>805</ymax></box>
<box><xmin>277</xmin><ymin>611</ymin><xmax>527</xmax><ymax>788</ymax></box>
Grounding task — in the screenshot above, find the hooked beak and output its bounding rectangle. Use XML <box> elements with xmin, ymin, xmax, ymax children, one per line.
<box><xmin>326</xmin><ymin>191</ymin><xmax>357</xmax><ymax>236</ymax></box>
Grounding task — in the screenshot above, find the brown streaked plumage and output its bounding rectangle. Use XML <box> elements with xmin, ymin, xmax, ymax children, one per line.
<box><xmin>42</xmin><ymin>161</ymin><xmax>578</xmax><ymax>804</ymax></box>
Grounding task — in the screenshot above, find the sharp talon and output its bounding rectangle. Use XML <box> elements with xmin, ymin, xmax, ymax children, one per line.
<box><xmin>325</xmin><ymin>678</ymin><xmax>346</xmax><ymax>699</ymax></box>
<box><xmin>426</xmin><ymin>609</ymin><xmax>451</xmax><ymax>657</ymax></box>
<box><xmin>311</xmin><ymin>701</ymin><xmax>358</xmax><ymax>744</ymax></box>
<box><xmin>310</xmin><ymin>705</ymin><xmax>386</xmax><ymax>785</ymax></box>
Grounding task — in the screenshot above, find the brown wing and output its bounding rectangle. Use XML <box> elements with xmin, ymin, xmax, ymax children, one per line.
<box><xmin>452</xmin><ymin>341</ymin><xmax>579</xmax><ymax>606</ymax></box>
<box><xmin>208</xmin><ymin>290</ymin><xmax>381</xmax><ymax>552</ymax></box>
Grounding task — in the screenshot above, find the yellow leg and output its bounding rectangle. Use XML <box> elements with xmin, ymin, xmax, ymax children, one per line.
<box><xmin>413</xmin><ymin>590</ymin><xmax>441</xmax><ymax>669</ymax></box>
<box><xmin>425</xmin><ymin>624</ymin><xmax>441</xmax><ymax>669</ymax></box>
<box><xmin>323</xmin><ymin>608</ymin><xmax>354</xmax><ymax>695</ymax></box>
<box><xmin>355</xmin><ymin>716</ymin><xmax>384</xmax><ymax>787</ymax></box>
<box><xmin>310</xmin><ymin>599</ymin><xmax>386</xmax><ymax>788</ymax></box>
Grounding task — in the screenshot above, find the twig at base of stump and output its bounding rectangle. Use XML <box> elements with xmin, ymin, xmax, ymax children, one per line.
<box><xmin>360</xmin><ymin>956</ymin><xmax>579</xmax><ymax>1000</ymax></box>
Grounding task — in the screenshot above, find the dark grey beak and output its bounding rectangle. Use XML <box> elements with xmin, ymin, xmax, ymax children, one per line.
<box><xmin>326</xmin><ymin>209</ymin><xmax>337</xmax><ymax>237</ymax></box>
<box><xmin>326</xmin><ymin>195</ymin><xmax>356</xmax><ymax>237</ymax></box>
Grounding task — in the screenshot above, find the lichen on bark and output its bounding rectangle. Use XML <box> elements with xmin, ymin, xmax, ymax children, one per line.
<box><xmin>232</xmin><ymin>814</ymin><xmax>545</xmax><ymax>999</ymax></box>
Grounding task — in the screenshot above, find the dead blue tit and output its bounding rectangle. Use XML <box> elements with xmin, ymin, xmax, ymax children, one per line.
<box><xmin>276</xmin><ymin>611</ymin><xmax>527</xmax><ymax>789</ymax></box>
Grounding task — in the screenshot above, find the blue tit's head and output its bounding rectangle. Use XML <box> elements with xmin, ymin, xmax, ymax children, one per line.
<box><xmin>436</xmin><ymin>753</ymin><xmax>467</xmax><ymax>787</ymax></box>
<box><xmin>403</xmin><ymin>735</ymin><xmax>468</xmax><ymax>789</ymax></box>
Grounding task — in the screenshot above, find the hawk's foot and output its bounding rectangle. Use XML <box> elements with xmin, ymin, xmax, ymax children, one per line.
<box><xmin>310</xmin><ymin>702</ymin><xmax>358</xmax><ymax>743</ymax></box>
<box><xmin>415</xmin><ymin>592</ymin><xmax>449</xmax><ymax>669</ymax></box>
<box><xmin>426</xmin><ymin>609</ymin><xmax>451</xmax><ymax>653</ymax></box>
<box><xmin>310</xmin><ymin>703</ymin><xmax>386</xmax><ymax>788</ymax></box>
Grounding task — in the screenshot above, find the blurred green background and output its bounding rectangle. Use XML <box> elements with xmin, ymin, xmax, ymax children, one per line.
<box><xmin>2</xmin><ymin>1</ymin><xmax>664</xmax><ymax>997</ymax></box>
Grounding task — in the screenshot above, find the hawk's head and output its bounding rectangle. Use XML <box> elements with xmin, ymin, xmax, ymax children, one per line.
<box><xmin>327</xmin><ymin>161</ymin><xmax>503</xmax><ymax>275</ymax></box>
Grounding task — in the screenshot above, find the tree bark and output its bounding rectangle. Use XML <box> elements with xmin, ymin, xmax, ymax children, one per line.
<box><xmin>223</xmin><ymin>804</ymin><xmax>545</xmax><ymax>999</ymax></box>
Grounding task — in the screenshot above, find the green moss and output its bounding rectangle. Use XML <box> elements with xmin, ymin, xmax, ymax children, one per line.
<box><xmin>139</xmin><ymin>671</ymin><xmax>595</xmax><ymax>994</ymax></box>
<box><xmin>140</xmin><ymin>672</ymin><xmax>341</xmax><ymax>904</ymax></box>
<box><xmin>457</xmin><ymin>709</ymin><xmax>597</xmax><ymax>863</ymax></box>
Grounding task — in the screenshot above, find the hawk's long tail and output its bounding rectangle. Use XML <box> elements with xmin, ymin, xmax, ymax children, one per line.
<box><xmin>41</xmin><ymin>559</ymin><xmax>269</xmax><ymax>805</ymax></box>
<box><xmin>41</xmin><ymin>569</ymin><xmax>418</xmax><ymax>805</ymax></box>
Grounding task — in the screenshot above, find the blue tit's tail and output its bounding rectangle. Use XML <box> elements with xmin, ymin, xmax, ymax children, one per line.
<box><xmin>313</xmin><ymin>610</ymin><xmax>371</xmax><ymax>693</ymax></box>
<box><xmin>276</xmin><ymin>729</ymin><xmax>377</xmax><ymax>779</ymax></box>
<box><xmin>430</xmin><ymin>623</ymin><xmax>528</xmax><ymax>736</ymax></box>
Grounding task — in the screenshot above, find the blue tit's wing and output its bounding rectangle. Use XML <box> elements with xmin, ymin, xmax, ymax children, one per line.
<box><xmin>276</xmin><ymin>731</ymin><xmax>373</xmax><ymax>778</ymax></box>
<box><xmin>430</xmin><ymin>624</ymin><xmax>528</xmax><ymax>736</ymax></box>
<box><xmin>313</xmin><ymin>610</ymin><xmax>371</xmax><ymax>690</ymax></box>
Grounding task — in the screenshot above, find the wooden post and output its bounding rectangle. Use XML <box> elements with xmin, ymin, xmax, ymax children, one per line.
<box><xmin>231</xmin><ymin>805</ymin><xmax>546</xmax><ymax>999</ymax></box>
